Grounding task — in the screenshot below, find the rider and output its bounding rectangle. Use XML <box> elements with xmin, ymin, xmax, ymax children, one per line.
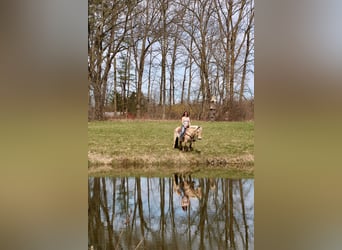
<box><xmin>179</xmin><ymin>111</ymin><xmax>190</xmax><ymax>141</ymax></box>
<box><xmin>181</xmin><ymin>194</ymin><xmax>190</xmax><ymax>211</ymax></box>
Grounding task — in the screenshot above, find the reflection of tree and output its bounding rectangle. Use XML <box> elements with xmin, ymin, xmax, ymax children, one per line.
<box><xmin>169</xmin><ymin>176</ymin><xmax>179</xmax><ymax>249</ymax></box>
<box><xmin>239</xmin><ymin>179</ymin><xmax>249</xmax><ymax>249</ymax></box>
<box><xmin>100</xmin><ymin>178</ymin><xmax>114</xmax><ymax>249</ymax></box>
<box><xmin>88</xmin><ymin>178</ymin><xmax>104</xmax><ymax>249</ymax></box>
<box><xmin>136</xmin><ymin>177</ymin><xmax>146</xmax><ymax>245</ymax></box>
<box><xmin>229</xmin><ymin>179</ymin><xmax>236</xmax><ymax>249</ymax></box>
<box><xmin>88</xmin><ymin>176</ymin><xmax>254</xmax><ymax>249</ymax></box>
<box><xmin>221</xmin><ymin>183</ymin><xmax>228</xmax><ymax>243</ymax></box>
<box><xmin>198</xmin><ymin>177</ymin><xmax>210</xmax><ymax>250</ymax></box>
<box><xmin>159</xmin><ymin>177</ymin><xmax>165</xmax><ymax>248</ymax></box>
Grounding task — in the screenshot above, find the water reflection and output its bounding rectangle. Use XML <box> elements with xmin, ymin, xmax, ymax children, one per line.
<box><xmin>88</xmin><ymin>173</ymin><xmax>254</xmax><ymax>250</ymax></box>
<box><xmin>173</xmin><ymin>173</ymin><xmax>202</xmax><ymax>212</ymax></box>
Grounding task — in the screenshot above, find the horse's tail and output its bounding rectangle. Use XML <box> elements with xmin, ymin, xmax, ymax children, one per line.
<box><xmin>174</xmin><ymin>137</ymin><xmax>179</xmax><ymax>149</ymax></box>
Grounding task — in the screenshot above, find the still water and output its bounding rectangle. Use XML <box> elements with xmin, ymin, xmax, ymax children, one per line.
<box><xmin>88</xmin><ymin>174</ymin><xmax>254</xmax><ymax>250</ymax></box>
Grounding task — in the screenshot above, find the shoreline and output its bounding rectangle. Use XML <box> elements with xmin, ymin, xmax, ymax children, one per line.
<box><xmin>88</xmin><ymin>153</ymin><xmax>254</xmax><ymax>177</ymax></box>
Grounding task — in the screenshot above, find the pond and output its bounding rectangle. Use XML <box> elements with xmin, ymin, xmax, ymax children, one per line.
<box><xmin>88</xmin><ymin>174</ymin><xmax>254</xmax><ymax>250</ymax></box>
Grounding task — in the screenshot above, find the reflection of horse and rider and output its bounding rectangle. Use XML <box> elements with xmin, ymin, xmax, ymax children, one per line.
<box><xmin>173</xmin><ymin>173</ymin><xmax>202</xmax><ymax>211</ymax></box>
<box><xmin>173</xmin><ymin>111</ymin><xmax>203</xmax><ymax>151</ymax></box>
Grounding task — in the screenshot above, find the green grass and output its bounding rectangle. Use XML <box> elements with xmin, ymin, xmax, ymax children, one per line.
<box><xmin>88</xmin><ymin>120</ymin><xmax>254</xmax><ymax>175</ymax></box>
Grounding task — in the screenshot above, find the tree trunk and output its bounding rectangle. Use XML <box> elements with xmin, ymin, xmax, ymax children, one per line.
<box><xmin>94</xmin><ymin>85</ymin><xmax>103</xmax><ymax>120</ymax></box>
<box><xmin>148</xmin><ymin>46</ymin><xmax>153</xmax><ymax>109</ymax></box>
<box><xmin>161</xmin><ymin>0</ymin><xmax>167</xmax><ymax>119</ymax></box>
<box><xmin>170</xmin><ymin>34</ymin><xmax>178</xmax><ymax>109</ymax></box>
<box><xmin>181</xmin><ymin>57</ymin><xmax>188</xmax><ymax>104</ymax></box>
<box><xmin>187</xmin><ymin>55</ymin><xmax>192</xmax><ymax>104</ymax></box>
<box><xmin>239</xmin><ymin>5</ymin><xmax>254</xmax><ymax>105</ymax></box>
<box><xmin>113</xmin><ymin>57</ymin><xmax>117</xmax><ymax>112</ymax></box>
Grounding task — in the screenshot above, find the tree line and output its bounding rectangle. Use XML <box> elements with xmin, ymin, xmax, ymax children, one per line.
<box><xmin>88</xmin><ymin>0</ymin><xmax>254</xmax><ymax>121</ymax></box>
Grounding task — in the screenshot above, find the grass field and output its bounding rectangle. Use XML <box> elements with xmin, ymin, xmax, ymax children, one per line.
<box><xmin>88</xmin><ymin>120</ymin><xmax>254</xmax><ymax>177</ymax></box>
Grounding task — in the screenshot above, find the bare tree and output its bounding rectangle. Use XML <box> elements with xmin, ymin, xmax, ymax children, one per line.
<box><xmin>132</xmin><ymin>0</ymin><xmax>161</xmax><ymax>118</ymax></box>
<box><xmin>239</xmin><ymin>0</ymin><xmax>254</xmax><ymax>105</ymax></box>
<box><xmin>177</xmin><ymin>0</ymin><xmax>217</xmax><ymax>118</ymax></box>
<box><xmin>88</xmin><ymin>0</ymin><xmax>132</xmax><ymax>120</ymax></box>
<box><xmin>160</xmin><ymin>0</ymin><xmax>168</xmax><ymax>119</ymax></box>
<box><xmin>212</xmin><ymin>0</ymin><xmax>254</xmax><ymax>120</ymax></box>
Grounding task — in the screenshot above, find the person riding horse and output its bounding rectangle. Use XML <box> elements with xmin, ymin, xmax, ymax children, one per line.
<box><xmin>179</xmin><ymin>111</ymin><xmax>190</xmax><ymax>142</ymax></box>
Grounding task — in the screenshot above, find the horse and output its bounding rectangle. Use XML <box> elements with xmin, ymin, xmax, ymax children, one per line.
<box><xmin>173</xmin><ymin>125</ymin><xmax>202</xmax><ymax>151</ymax></box>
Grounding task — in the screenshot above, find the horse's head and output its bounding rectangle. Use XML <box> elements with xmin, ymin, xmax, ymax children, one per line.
<box><xmin>195</xmin><ymin>126</ymin><xmax>202</xmax><ymax>140</ymax></box>
<box><xmin>188</xmin><ymin>126</ymin><xmax>202</xmax><ymax>140</ymax></box>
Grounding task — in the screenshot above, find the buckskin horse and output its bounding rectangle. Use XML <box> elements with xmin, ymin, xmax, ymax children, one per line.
<box><xmin>173</xmin><ymin>125</ymin><xmax>202</xmax><ymax>151</ymax></box>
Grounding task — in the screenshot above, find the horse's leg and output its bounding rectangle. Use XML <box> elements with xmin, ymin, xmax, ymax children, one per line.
<box><xmin>178</xmin><ymin>139</ymin><xmax>182</xmax><ymax>151</ymax></box>
<box><xmin>174</xmin><ymin>137</ymin><xmax>179</xmax><ymax>149</ymax></box>
<box><xmin>184</xmin><ymin>140</ymin><xmax>188</xmax><ymax>151</ymax></box>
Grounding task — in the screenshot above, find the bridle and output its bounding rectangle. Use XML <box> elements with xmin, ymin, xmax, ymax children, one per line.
<box><xmin>185</xmin><ymin>126</ymin><xmax>201</xmax><ymax>140</ymax></box>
